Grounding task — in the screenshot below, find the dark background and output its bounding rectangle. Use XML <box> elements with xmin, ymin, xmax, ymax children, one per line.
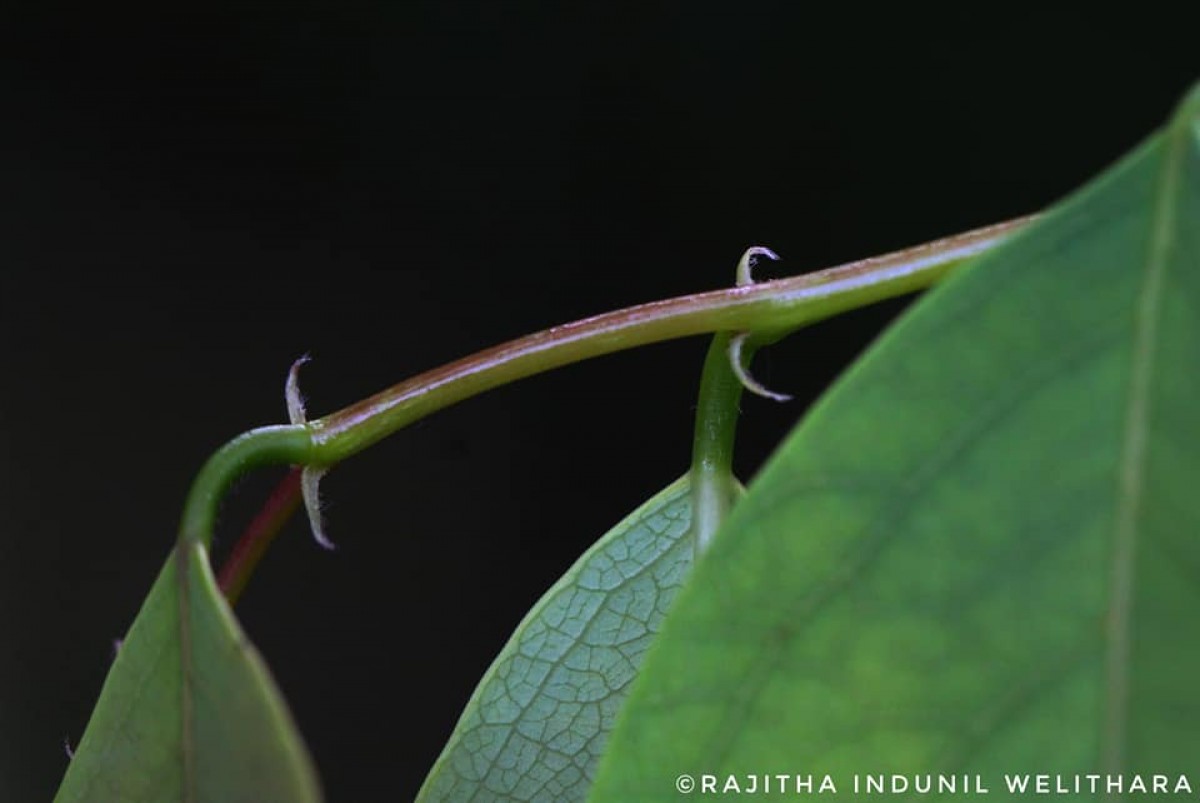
<box><xmin>0</xmin><ymin>6</ymin><xmax>1194</xmax><ymax>800</ymax></box>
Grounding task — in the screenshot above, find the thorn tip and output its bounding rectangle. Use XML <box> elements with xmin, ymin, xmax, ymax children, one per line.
<box><xmin>286</xmin><ymin>355</ymin><xmax>311</xmax><ymax>425</ymax></box>
<box><xmin>301</xmin><ymin>466</ymin><xmax>336</xmax><ymax>550</ymax></box>
<box><xmin>736</xmin><ymin>246</ymin><xmax>781</xmax><ymax>286</ymax></box>
<box><xmin>728</xmin><ymin>333</ymin><xmax>793</xmax><ymax>403</ymax></box>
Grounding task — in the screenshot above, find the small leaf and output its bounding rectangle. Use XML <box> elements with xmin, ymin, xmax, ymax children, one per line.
<box><xmin>55</xmin><ymin>542</ymin><xmax>322</xmax><ymax>802</ymax></box>
<box><xmin>591</xmin><ymin>91</ymin><xmax>1200</xmax><ymax>798</ymax></box>
<box><xmin>419</xmin><ymin>475</ymin><xmax>739</xmax><ymax>802</ymax></box>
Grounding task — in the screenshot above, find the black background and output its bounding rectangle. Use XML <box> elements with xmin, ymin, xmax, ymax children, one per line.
<box><xmin>1</xmin><ymin>6</ymin><xmax>1195</xmax><ymax>800</ymax></box>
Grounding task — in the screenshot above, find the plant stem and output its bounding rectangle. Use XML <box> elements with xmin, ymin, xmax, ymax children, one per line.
<box><xmin>190</xmin><ymin>215</ymin><xmax>1029</xmax><ymax>567</ymax></box>
<box><xmin>179</xmin><ymin>426</ymin><xmax>312</xmax><ymax>548</ymax></box>
<box><xmin>689</xmin><ymin>332</ymin><xmax>746</xmax><ymax>554</ymax></box>
<box><xmin>308</xmin><ymin>217</ymin><xmax>1029</xmax><ymax>464</ymax></box>
<box><xmin>217</xmin><ymin>468</ymin><xmax>304</xmax><ymax>603</ymax></box>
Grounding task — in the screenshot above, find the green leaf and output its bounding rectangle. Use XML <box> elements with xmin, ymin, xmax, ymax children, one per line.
<box><xmin>55</xmin><ymin>541</ymin><xmax>322</xmax><ymax>802</ymax></box>
<box><xmin>591</xmin><ymin>90</ymin><xmax>1200</xmax><ymax>800</ymax></box>
<box><xmin>420</xmin><ymin>475</ymin><xmax>737</xmax><ymax>802</ymax></box>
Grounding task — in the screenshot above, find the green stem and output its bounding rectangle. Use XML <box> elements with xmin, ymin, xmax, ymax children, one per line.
<box><xmin>182</xmin><ymin>216</ymin><xmax>1030</xmax><ymax>554</ymax></box>
<box><xmin>308</xmin><ymin>217</ymin><xmax>1028</xmax><ymax>464</ymax></box>
<box><xmin>689</xmin><ymin>333</ymin><xmax>745</xmax><ymax>554</ymax></box>
<box><xmin>179</xmin><ymin>426</ymin><xmax>313</xmax><ymax>547</ymax></box>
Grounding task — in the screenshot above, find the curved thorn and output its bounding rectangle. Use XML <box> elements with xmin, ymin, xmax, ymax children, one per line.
<box><xmin>288</xmin><ymin>356</ymin><xmax>333</xmax><ymax>549</ymax></box>
<box><xmin>728</xmin><ymin>332</ymin><xmax>792</xmax><ymax>402</ymax></box>
<box><xmin>301</xmin><ymin>466</ymin><xmax>336</xmax><ymax>550</ymax></box>
<box><xmin>736</xmin><ymin>246</ymin><xmax>780</xmax><ymax>287</ymax></box>
<box><xmin>286</xmin><ymin>354</ymin><xmax>311</xmax><ymax>425</ymax></box>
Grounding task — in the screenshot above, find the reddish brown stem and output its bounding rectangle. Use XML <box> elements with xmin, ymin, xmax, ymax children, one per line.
<box><xmin>217</xmin><ymin>468</ymin><xmax>304</xmax><ymax>603</ymax></box>
<box><xmin>207</xmin><ymin>216</ymin><xmax>1030</xmax><ymax>601</ymax></box>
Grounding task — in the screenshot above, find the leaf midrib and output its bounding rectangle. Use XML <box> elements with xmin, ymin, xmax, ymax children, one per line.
<box><xmin>1104</xmin><ymin>118</ymin><xmax>1189</xmax><ymax>774</ymax></box>
<box><xmin>176</xmin><ymin>545</ymin><xmax>197</xmax><ymax>803</ymax></box>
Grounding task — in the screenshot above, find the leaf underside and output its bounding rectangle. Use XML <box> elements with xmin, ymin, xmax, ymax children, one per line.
<box><xmin>55</xmin><ymin>542</ymin><xmax>322</xmax><ymax>803</ymax></box>
<box><xmin>420</xmin><ymin>476</ymin><xmax>735</xmax><ymax>802</ymax></box>
<box><xmin>591</xmin><ymin>94</ymin><xmax>1200</xmax><ymax>800</ymax></box>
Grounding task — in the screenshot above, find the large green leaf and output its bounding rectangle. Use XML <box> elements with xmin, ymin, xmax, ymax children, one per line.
<box><xmin>420</xmin><ymin>475</ymin><xmax>737</xmax><ymax>802</ymax></box>
<box><xmin>591</xmin><ymin>91</ymin><xmax>1200</xmax><ymax>799</ymax></box>
<box><xmin>55</xmin><ymin>541</ymin><xmax>322</xmax><ymax>802</ymax></box>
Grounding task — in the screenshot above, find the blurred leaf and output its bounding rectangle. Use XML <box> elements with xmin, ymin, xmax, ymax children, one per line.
<box><xmin>55</xmin><ymin>541</ymin><xmax>322</xmax><ymax>802</ymax></box>
<box><xmin>591</xmin><ymin>91</ymin><xmax>1200</xmax><ymax>799</ymax></box>
<box><xmin>420</xmin><ymin>475</ymin><xmax>738</xmax><ymax>802</ymax></box>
